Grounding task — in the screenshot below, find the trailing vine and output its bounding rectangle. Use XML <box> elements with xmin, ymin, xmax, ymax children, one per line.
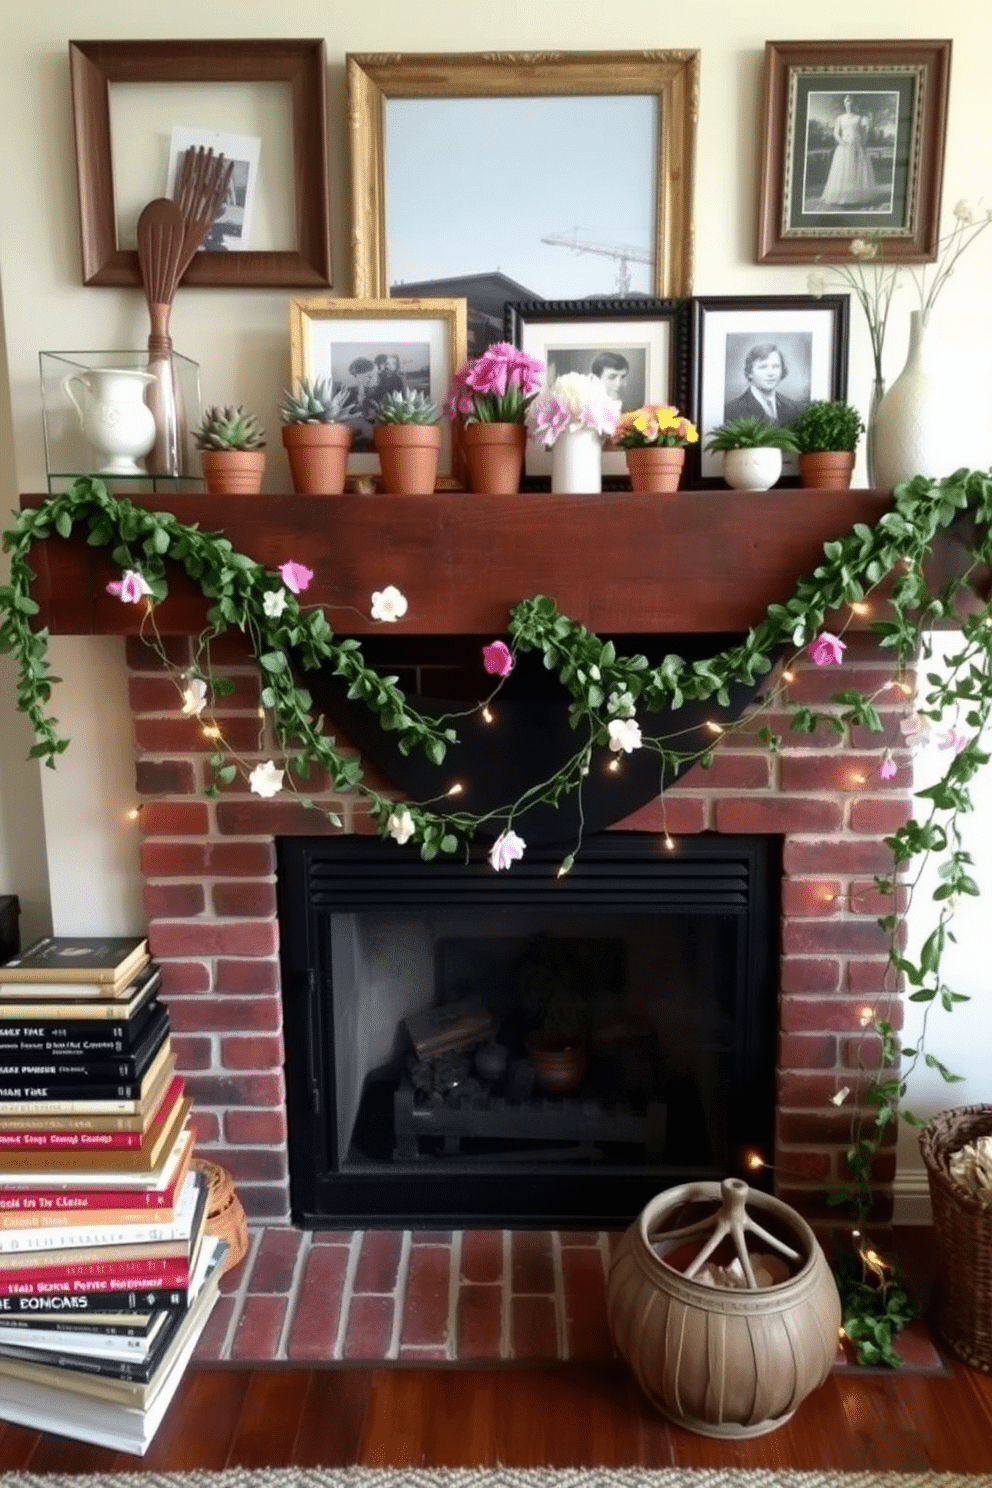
<box><xmin>3</xmin><ymin>469</ymin><xmax>992</xmax><ymax>1362</ymax></box>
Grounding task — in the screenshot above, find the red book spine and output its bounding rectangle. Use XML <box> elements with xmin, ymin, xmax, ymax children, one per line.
<box><xmin>0</xmin><ymin>1128</ymin><xmax>144</xmax><ymax>1152</ymax></box>
<box><xmin>0</xmin><ymin>1183</ymin><xmax>173</xmax><ymax>1215</ymax></box>
<box><xmin>0</xmin><ymin>1258</ymin><xmax>191</xmax><ymax>1296</ymax></box>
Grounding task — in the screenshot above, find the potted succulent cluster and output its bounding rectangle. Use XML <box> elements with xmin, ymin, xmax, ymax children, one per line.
<box><xmin>444</xmin><ymin>341</ymin><xmax>546</xmax><ymax>494</ymax></box>
<box><xmin>612</xmin><ymin>404</ymin><xmax>699</xmax><ymax>492</ymax></box>
<box><xmin>704</xmin><ymin>416</ymin><xmax>800</xmax><ymax>491</ymax></box>
<box><xmin>788</xmin><ymin>400</ymin><xmax>866</xmax><ymax>489</ymax></box>
<box><xmin>279</xmin><ymin>377</ymin><xmax>356</xmax><ymax>495</ymax></box>
<box><xmin>193</xmin><ymin>405</ymin><xmax>266</xmax><ymax>495</ymax></box>
<box><xmin>371</xmin><ymin>388</ymin><xmax>442</xmax><ymax>494</ymax></box>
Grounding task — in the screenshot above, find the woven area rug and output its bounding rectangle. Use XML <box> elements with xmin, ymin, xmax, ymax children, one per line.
<box><xmin>0</xmin><ymin>1470</ymin><xmax>986</xmax><ymax>1487</ymax></box>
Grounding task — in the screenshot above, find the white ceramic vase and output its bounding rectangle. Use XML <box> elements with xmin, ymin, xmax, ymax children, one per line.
<box><xmin>61</xmin><ymin>367</ymin><xmax>157</xmax><ymax>475</ymax></box>
<box><xmin>722</xmin><ymin>446</ymin><xmax>782</xmax><ymax>491</ymax></box>
<box><xmin>872</xmin><ymin>310</ymin><xmax>948</xmax><ymax>490</ymax></box>
<box><xmin>552</xmin><ymin>425</ymin><xmax>603</xmax><ymax>493</ymax></box>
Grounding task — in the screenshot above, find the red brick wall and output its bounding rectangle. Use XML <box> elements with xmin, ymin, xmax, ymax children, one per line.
<box><xmin>126</xmin><ymin>631</ymin><xmax>911</xmax><ymax>1224</ymax></box>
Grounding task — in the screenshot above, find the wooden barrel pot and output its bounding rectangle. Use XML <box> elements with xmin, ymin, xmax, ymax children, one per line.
<box><xmin>607</xmin><ymin>1178</ymin><xmax>841</xmax><ymax>1438</ymax></box>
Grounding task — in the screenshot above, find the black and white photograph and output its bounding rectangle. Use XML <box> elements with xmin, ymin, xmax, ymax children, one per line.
<box><xmin>329</xmin><ymin>341</ymin><xmax>431</xmax><ymax>452</ymax></box>
<box><xmin>289</xmin><ymin>297</ymin><xmax>467</xmax><ymax>487</ymax></box>
<box><xmin>801</xmin><ymin>90</ymin><xmax>898</xmax><ymax>217</ymax></box>
<box><xmin>692</xmin><ymin>296</ymin><xmax>849</xmax><ymax>485</ymax></box>
<box><xmin>723</xmin><ymin>336</ymin><xmax>811</xmax><ymax>426</ymax></box>
<box><xmin>168</xmin><ymin>126</ymin><xmax>261</xmax><ymax>252</ymax></box>
<box><xmin>757</xmin><ymin>41</ymin><xmax>951</xmax><ymax>264</ymax></box>
<box><xmin>349</xmin><ymin>54</ymin><xmax>697</xmax><ymax>356</ymax></box>
<box><xmin>506</xmin><ymin>299</ymin><xmax>691</xmax><ymax>483</ymax></box>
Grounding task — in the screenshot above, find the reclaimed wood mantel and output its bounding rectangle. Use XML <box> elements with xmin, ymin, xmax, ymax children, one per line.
<box><xmin>17</xmin><ymin>488</ymin><xmax>978</xmax><ymax>637</ymax></box>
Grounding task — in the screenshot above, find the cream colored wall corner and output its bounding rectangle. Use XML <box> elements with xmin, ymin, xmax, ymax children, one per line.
<box><xmin>0</xmin><ymin>1</ymin><xmax>989</xmax><ymax>1189</ymax></box>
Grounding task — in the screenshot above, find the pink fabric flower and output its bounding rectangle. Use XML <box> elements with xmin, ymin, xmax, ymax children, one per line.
<box><xmin>879</xmin><ymin>752</ymin><xmax>898</xmax><ymax>780</ymax></box>
<box><xmin>483</xmin><ymin>640</ymin><xmax>514</xmax><ymax>676</ymax></box>
<box><xmin>525</xmin><ymin>391</ymin><xmax>572</xmax><ymax>448</ymax></box>
<box><xmin>279</xmin><ymin>561</ymin><xmax>313</xmax><ymax>594</ymax></box>
<box><xmin>900</xmin><ymin>712</ymin><xmax>932</xmax><ymax>750</ymax></box>
<box><xmin>938</xmin><ymin>727</ymin><xmax>967</xmax><ymax>753</ymax></box>
<box><xmin>808</xmin><ymin>632</ymin><xmax>846</xmax><ymax>666</ymax></box>
<box><xmin>106</xmin><ymin>570</ymin><xmax>151</xmax><ymax>604</ymax></box>
<box><xmin>489</xmin><ymin>828</ymin><xmax>526</xmax><ymax>872</ymax></box>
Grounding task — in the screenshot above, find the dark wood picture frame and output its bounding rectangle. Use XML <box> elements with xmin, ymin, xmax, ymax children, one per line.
<box><xmin>68</xmin><ymin>39</ymin><xmax>332</xmax><ymax>288</ymax></box>
<box><xmin>691</xmin><ymin>294</ymin><xmax>849</xmax><ymax>487</ymax></box>
<box><xmin>757</xmin><ymin>39</ymin><xmax>951</xmax><ymax>265</ymax></box>
<box><xmin>505</xmin><ymin>296</ymin><xmax>692</xmax><ymax>489</ymax></box>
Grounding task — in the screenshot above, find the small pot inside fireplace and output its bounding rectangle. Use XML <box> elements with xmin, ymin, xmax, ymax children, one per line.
<box><xmin>278</xmin><ymin>832</ymin><xmax>780</xmax><ymax>1229</ymax></box>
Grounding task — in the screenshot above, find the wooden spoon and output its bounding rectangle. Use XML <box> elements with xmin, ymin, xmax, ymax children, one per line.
<box><xmin>136</xmin><ymin>197</ymin><xmax>187</xmax><ymax>345</ymax></box>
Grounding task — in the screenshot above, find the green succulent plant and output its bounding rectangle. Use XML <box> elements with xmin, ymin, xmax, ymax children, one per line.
<box><xmin>789</xmin><ymin>400</ymin><xmax>866</xmax><ymax>454</ymax></box>
<box><xmin>193</xmin><ymin>404</ymin><xmax>266</xmax><ymax>451</ymax></box>
<box><xmin>279</xmin><ymin>377</ymin><xmax>355</xmax><ymax>426</ymax></box>
<box><xmin>704</xmin><ymin>417</ymin><xmax>800</xmax><ymax>452</ymax></box>
<box><xmin>370</xmin><ymin>388</ymin><xmax>441</xmax><ymax>425</ymax></box>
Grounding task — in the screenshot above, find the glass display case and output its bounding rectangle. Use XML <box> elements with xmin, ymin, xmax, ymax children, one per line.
<box><xmin>40</xmin><ymin>350</ymin><xmax>201</xmax><ymax>492</ymax></box>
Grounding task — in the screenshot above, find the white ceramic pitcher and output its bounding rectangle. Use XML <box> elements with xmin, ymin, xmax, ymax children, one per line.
<box><xmin>62</xmin><ymin>367</ymin><xmax>157</xmax><ymax>475</ymax></box>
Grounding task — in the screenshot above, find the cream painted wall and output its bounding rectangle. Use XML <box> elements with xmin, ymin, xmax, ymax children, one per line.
<box><xmin>0</xmin><ymin>2</ymin><xmax>989</xmax><ymax>1193</ymax></box>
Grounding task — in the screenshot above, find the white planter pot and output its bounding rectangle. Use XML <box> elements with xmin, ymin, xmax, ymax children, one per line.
<box><xmin>722</xmin><ymin>446</ymin><xmax>782</xmax><ymax>491</ymax></box>
<box><xmin>552</xmin><ymin>426</ymin><xmax>603</xmax><ymax>493</ymax></box>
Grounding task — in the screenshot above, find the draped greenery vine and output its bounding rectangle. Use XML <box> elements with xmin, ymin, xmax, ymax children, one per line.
<box><xmin>3</xmin><ymin>469</ymin><xmax>992</xmax><ymax>1362</ymax></box>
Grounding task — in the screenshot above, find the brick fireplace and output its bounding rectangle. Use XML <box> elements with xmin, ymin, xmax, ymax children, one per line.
<box><xmin>127</xmin><ymin>626</ymin><xmax>910</xmax><ymax>1229</ymax></box>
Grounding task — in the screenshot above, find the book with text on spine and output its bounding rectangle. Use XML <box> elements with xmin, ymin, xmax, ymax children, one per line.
<box><xmin>0</xmin><ymin>971</ymin><xmax>158</xmax><ymax>1024</ymax></box>
<box><xmin>0</xmin><ymin>937</ymin><xmax>149</xmax><ymax>988</ymax></box>
<box><xmin>0</xmin><ymin>1036</ymin><xmax>171</xmax><ymax>1105</ymax></box>
<box><xmin>0</xmin><ymin>1095</ymin><xmax>190</xmax><ymax>1179</ymax></box>
<box><xmin>0</xmin><ymin>1069</ymin><xmax>183</xmax><ymax>1138</ymax></box>
<box><xmin>0</xmin><ymin>1169</ymin><xmax>202</xmax><ymax>1254</ymax></box>
<box><xmin>0</xmin><ymin>1074</ymin><xmax>185</xmax><ymax>1157</ymax></box>
<box><xmin>0</xmin><ymin>1045</ymin><xmax>175</xmax><ymax>1119</ymax></box>
<box><xmin>0</xmin><ymin>989</ymin><xmax>165</xmax><ymax>1059</ymax></box>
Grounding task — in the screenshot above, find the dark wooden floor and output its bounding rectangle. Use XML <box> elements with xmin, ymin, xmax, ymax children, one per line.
<box><xmin>2</xmin><ymin>1228</ymin><xmax>992</xmax><ymax>1475</ymax></box>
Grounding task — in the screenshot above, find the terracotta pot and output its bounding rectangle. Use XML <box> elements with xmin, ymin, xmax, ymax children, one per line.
<box><xmin>282</xmin><ymin>422</ymin><xmax>352</xmax><ymax>495</ymax></box>
<box><xmin>374</xmin><ymin>424</ymin><xmax>442</xmax><ymax>494</ymax></box>
<box><xmin>462</xmin><ymin>421</ymin><xmax>526</xmax><ymax>494</ymax></box>
<box><xmin>607</xmin><ymin>1178</ymin><xmax>841</xmax><ymax>1438</ymax></box>
<box><xmin>798</xmin><ymin>451</ymin><xmax>856</xmax><ymax>489</ymax></box>
<box><xmin>524</xmin><ymin>1028</ymin><xmax>589</xmax><ymax>1094</ymax></box>
<box><xmin>200</xmin><ymin>450</ymin><xmax>266</xmax><ymax>495</ymax></box>
<box><xmin>626</xmin><ymin>446</ymin><xmax>686</xmax><ymax>493</ymax></box>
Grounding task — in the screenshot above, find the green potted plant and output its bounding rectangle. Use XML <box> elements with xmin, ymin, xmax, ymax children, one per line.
<box><xmin>788</xmin><ymin>400</ymin><xmax>866</xmax><ymax>490</ymax></box>
<box><xmin>279</xmin><ymin>377</ymin><xmax>355</xmax><ymax>496</ymax></box>
<box><xmin>193</xmin><ymin>404</ymin><xmax>266</xmax><ymax>495</ymax></box>
<box><xmin>704</xmin><ymin>416</ymin><xmax>800</xmax><ymax>491</ymax></box>
<box><xmin>371</xmin><ymin>388</ymin><xmax>443</xmax><ymax>495</ymax></box>
<box><xmin>612</xmin><ymin>404</ymin><xmax>699</xmax><ymax>492</ymax></box>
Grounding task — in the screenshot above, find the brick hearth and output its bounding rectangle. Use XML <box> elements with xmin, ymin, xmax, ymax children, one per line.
<box><xmin>127</xmin><ymin>627</ymin><xmax>912</xmax><ymax>1234</ymax></box>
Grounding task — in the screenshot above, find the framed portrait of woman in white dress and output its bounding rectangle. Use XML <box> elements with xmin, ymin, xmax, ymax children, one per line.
<box><xmin>757</xmin><ymin>40</ymin><xmax>951</xmax><ymax>265</ymax></box>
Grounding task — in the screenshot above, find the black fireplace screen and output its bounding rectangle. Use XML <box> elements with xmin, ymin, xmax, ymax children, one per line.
<box><xmin>278</xmin><ymin>832</ymin><xmax>779</xmax><ymax>1228</ymax></box>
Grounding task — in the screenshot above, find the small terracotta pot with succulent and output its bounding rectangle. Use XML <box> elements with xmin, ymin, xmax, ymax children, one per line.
<box><xmin>193</xmin><ymin>404</ymin><xmax>267</xmax><ymax>495</ymax></box>
<box><xmin>371</xmin><ymin>388</ymin><xmax>443</xmax><ymax>494</ymax></box>
<box><xmin>279</xmin><ymin>377</ymin><xmax>355</xmax><ymax>495</ymax></box>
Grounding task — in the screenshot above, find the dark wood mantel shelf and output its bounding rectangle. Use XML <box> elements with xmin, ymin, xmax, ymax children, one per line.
<box><xmin>17</xmin><ymin>488</ymin><xmax>972</xmax><ymax>638</ymax></box>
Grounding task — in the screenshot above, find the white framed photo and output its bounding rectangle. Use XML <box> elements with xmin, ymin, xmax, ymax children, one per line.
<box><xmin>692</xmin><ymin>296</ymin><xmax>850</xmax><ymax>484</ymax></box>
<box><xmin>167</xmin><ymin>125</ymin><xmax>262</xmax><ymax>252</ymax></box>
<box><xmin>505</xmin><ymin>298</ymin><xmax>692</xmax><ymax>485</ymax></box>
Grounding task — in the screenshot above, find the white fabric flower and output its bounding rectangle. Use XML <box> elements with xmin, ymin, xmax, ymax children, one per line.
<box><xmin>900</xmin><ymin>711</ymin><xmax>933</xmax><ymax>749</ymax></box>
<box><xmin>387</xmin><ymin>809</ymin><xmax>416</xmax><ymax>845</ymax></box>
<box><xmin>249</xmin><ymin>760</ymin><xmax>284</xmax><ymax>798</ymax></box>
<box><xmin>180</xmin><ymin>678</ymin><xmax>207</xmax><ymax>717</ymax></box>
<box><xmin>830</xmin><ymin>1087</ymin><xmax>851</xmax><ymax>1106</ymax></box>
<box><xmin>806</xmin><ymin>270</ymin><xmax>828</xmax><ymax>297</ymax></box>
<box><xmin>608</xmin><ymin>717</ymin><xmax>643</xmax><ymax>754</ymax></box>
<box><xmin>850</xmin><ymin>237</ymin><xmax>879</xmax><ymax>260</ymax></box>
<box><xmin>953</xmin><ymin>199</ymin><xmax>979</xmax><ymax>225</ymax></box>
<box><xmin>263</xmin><ymin>588</ymin><xmax>288</xmax><ymax>619</ymax></box>
<box><xmin>371</xmin><ymin>585</ymin><xmax>409</xmax><ymax>623</ymax></box>
<box><xmin>489</xmin><ymin>828</ymin><xmax>526</xmax><ymax>872</ymax></box>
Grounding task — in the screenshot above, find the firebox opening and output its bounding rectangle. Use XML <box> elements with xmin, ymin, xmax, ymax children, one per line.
<box><xmin>278</xmin><ymin>832</ymin><xmax>781</xmax><ymax>1230</ymax></box>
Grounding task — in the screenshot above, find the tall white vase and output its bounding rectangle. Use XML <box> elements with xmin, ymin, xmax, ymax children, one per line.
<box><xmin>551</xmin><ymin>426</ymin><xmax>603</xmax><ymax>493</ymax></box>
<box><xmin>871</xmin><ymin>310</ymin><xmax>949</xmax><ymax>490</ymax></box>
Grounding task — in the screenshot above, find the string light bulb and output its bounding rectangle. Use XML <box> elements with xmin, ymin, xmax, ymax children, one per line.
<box><xmin>663</xmin><ymin>834</ymin><xmax>675</xmax><ymax>851</ymax></box>
<box><xmin>745</xmin><ymin>1151</ymin><xmax>765</xmax><ymax>1171</ymax></box>
<box><xmin>607</xmin><ymin>758</ymin><xmax>620</xmax><ymax>773</ymax></box>
<box><xmin>850</xmin><ymin>601</ymin><xmax>870</xmax><ymax>617</ymax></box>
<box><xmin>447</xmin><ymin>782</ymin><xmax>463</xmax><ymax>797</ymax></box>
<box><xmin>481</xmin><ymin>706</ymin><xmax>493</xmax><ymax>724</ymax></box>
<box><xmin>125</xmin><ymin>807</ymin><xmax>140</xmax><ymax>822</ymax></box>
<box><xmin>705</xmin><ymin>720</ymin><xmax>724</xmax><ymax>735</ymax></box>
<box><xmin>859</xmin><ymin>1006</ymin><xmax>875</xmax><ymax>1027</ymax></box>
<box><xmin>782</xmin><ymin>669</ymin><xmax>795</xmax><ymax>684</ymax></box>
<box><xmin>201</xmin><ymin>725</ymin><xmax>221</xmax><ymax>739</ymax></box>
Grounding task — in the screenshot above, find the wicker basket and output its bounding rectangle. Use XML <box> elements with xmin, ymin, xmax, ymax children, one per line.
<box><xmin>920</xmin><ymin>1104</ymin><xmax>992</xmax><ymax>1372</ymax></box>
<box><xmin>192</xmin><ymin>1157</ymin><xmax>248</xmax><ymax>1276</ymax></box>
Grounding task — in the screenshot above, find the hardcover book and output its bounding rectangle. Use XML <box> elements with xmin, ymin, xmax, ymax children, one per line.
<box><xmin>0</xmin><ymin>937</ymin><xmax>149</xmax><ymax>988</ymax></box>
<box><xmin>0</xmin><ymin>1037</ymin><xmax>171</xmax><ymax>1104</ymax></box>
<box><xmin>0</xmin><ymin>1046</ymin><xmax>175</xmax><ymax>1118</ymax></box>
<box><xmin>0</xmin><ymin>972</ymin><xmax>159</xmax><ymax>1025</ymax></box>
<box><xmin>0</xmin><ymin>1071</ymin><xmax>184</xmax><ymax>1137</ymax></box>
<box><xmin>0</xmin><ymin>1096</ymin><xmax>190</xmax><ymax>1176</ymax></box>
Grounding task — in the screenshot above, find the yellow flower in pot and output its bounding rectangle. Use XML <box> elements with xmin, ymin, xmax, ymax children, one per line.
<box><xmin>193</xmin><ymin>404</ymin><xmax>266</xmax><ymax>495</ymax></box>
<box><xmin>371</xmin><ymin>388</ymin><xmax>442</xmax><ymax>495</ymax></box>
<box><xmin>789</xmin><ymin>399</ymin><xmax>866</xmax><ymax>490</ymax></box>
<box><xmin>279</xmin><ymin>377</ymin><xmax>355</xmax><ymax>496</ymax></box>
<box><xmin>612</xmin><ymin>404</ymin><xmax>699</xmax><ymax>492</ymax></box>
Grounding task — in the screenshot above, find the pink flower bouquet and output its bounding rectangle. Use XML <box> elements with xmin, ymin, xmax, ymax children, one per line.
<box><xmin>443</xmin><ymin>342</ymin><xmax>546</xmax><ymax>425</ymax></box>
<box><xmin>613</xmin><ymin>405</ymin><xmax>699</xmax><ymax>449</ymax></box>
<box><xmin>524</xmin><ymin>372</ymin><xmax>622</xmax><ymax>449</ymax></box>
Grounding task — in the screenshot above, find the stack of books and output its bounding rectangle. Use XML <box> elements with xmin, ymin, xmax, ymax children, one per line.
<box><xmin>0</xmin><ymin>936</ymin><xmax>226</xmax><ymax>1454</ymax></box>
